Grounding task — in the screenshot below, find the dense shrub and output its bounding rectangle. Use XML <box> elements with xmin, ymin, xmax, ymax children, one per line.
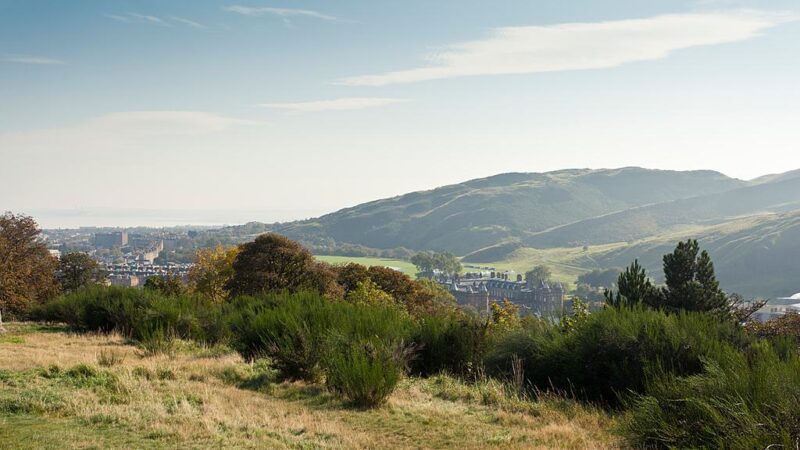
<box><xmin>410</xmin><ymin>311</ymin><xmax>487</xmax><ymax>378</ymax></box>
<box><xmin>322</xmin><ymin>332</ymin><xmax>411</xmax><ymax>408</ymax></box>
<box><xmin>226</xmin><ymin>291</ymin><xmax>413</xmax><ymax>381</ymax></box>
<box><xmin>36</xmin><ymin>286</ymin><xmax>226</xmax><ymax>346</ymax></box>
<box><xmin>623</xmin><ymin>341</ymin><xmax>800</xmax><ymax>448</ymax></box>
<box><xmin>485</xmin><ymin>306</ymin><xmax>751</xmax><ymax>405</ymax></box>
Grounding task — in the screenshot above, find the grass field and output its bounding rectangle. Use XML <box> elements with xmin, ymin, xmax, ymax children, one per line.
<box><xmin>0</xmin><ymin>323</ymin><xmax>618</xmax><ymax>449</ymax></box>
<box><xmin>315</xmin><ymin>255</ymin><xmax>419</xmax><ymax>276</ymax></box>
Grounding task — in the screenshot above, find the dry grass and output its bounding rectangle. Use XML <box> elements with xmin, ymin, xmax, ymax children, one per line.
<box><xmin>0</xmin><ymin>323</ymin><xmax>620</xmax><ymax>449</ymax></box>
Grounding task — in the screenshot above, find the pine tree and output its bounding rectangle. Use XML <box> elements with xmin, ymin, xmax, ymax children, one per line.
<box><xmin>659</xmin><ymin>239</ymin><xmax>727</xmax><ymax>313</ymax></box>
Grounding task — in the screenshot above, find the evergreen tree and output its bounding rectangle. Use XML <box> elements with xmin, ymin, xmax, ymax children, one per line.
<box><xmin>659</xmin><ymin>239</ymin><xmax>727</xmax><ymax>313</ymax></box>
<box><xmin>604</xmin><ymin>260</ymin><xmax>657</xmax><ymax>308</ymax></box>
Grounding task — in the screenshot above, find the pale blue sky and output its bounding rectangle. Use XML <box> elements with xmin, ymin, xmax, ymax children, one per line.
<box><xmin>2</xmin><ymin>0</ymin><xmax>799</xmax><ymax>227</ymax></box>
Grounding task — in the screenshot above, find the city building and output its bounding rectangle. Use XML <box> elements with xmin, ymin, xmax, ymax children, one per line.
<box><xmin>443</xmin><ymin>273</ymin><xmax>565</xmax><ymax>316</ymax></box>
<box><xmin>750</xmin><ymin>293</ymin><xmax>800</xmax><ymax>322</ymax></box>
<box><xmin>94</xmin><ymin>231</ymin><xmax>128</xmax><ymax>248</ymax></box>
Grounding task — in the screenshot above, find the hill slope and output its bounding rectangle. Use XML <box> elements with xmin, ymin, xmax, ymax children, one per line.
<box><xmin>525</xmin><ymin>174</ymin><xmax>800</xmax><ymax>248</ymax></box>
<box><xmin>270</xmin><ymin>167</ymin><xmax>744</xmax><ymax>254</ymax></box>
<box><xmin>587</xmin><ymin>210</ymin><xmax>800</xmax><ymax>298</ymax></box>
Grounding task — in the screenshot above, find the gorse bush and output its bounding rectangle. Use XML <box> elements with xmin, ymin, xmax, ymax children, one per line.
<box><xmin>485</xmin><ymin>306</ymin><xmax>751</xmax><ymax>405</ymax></box>
<box><xmin>226</xmin><ymin>291</ymin><xmax>413</xmax><ymax>382</ymax></box>
<box><xmin>410</xmin><ymin>311</ymin><xmax>487</xmax><ymax>378</ymax></box>
<box><xmin>623</xmin><ymin>341</ymin><xmax>800</xmax><ymax>448</ymax></box>
<box><xmin>322</xmin><ymin>332</ymin><xmax>411</xmax><ymax>408</ymax></box>
<box><xmin>36</xmin><ymin>286</ymin><xmax>226</xmax><ymax>347</ymax></box>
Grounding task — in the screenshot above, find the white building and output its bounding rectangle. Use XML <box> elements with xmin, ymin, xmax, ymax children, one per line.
<box><xmin>751</xmin><ymin>293</ymin><xmax>800</xmax><ymax>322</ymax></box>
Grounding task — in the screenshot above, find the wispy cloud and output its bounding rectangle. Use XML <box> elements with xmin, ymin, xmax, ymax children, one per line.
<box><xmin>339</xmin><ymin>10</ymin><xmax>797</xmax><ymax>86</ymax></box>
<box><xmin>3</xmin><ymin>55</ymin><xmax>64</xmax><ymax>65</ymax></box>
<box><xmin>127</xmin><ymin>13</ymin><xmax>164</xmax><ymax>24</ymax></box>
<box><xmin>257</xmin><ymin>97</ymin><xmax>407</xmax><ymax>113</ymax></box>
<box><xmin>171</xmin><ymin>16</ymin><xmax>205</xmax><ymax>28</ymax></box>
<box><xmin>224</xmin><ymin>5</ymin><xmax>341</xmax><ymax>22</ymax></box>
<box><xmin>108</xmin><ymin>13</ymin><xmax>205</xmax><ymax>28</ymax></box>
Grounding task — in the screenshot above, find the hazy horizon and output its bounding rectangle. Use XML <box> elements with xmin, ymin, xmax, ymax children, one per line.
<box><xmin>3</xmin><ymin>1</ymin><xmax>800</xmax><ymax>219</ymax></box>
<box><xmin>22</xmin><ymin>165</ymin><xmax>798</xmax><ymax>229</ymax></box>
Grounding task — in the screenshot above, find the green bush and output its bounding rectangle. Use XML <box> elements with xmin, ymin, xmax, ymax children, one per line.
<box><xmin>36</xmin><ymin>286</ymin><xmax>226</xmax><ymax>346</ymax></box>
<box><xmin>623</xmin><ymin>341</ymin><xmax>800</xmax><ymax>448</ymax></box>
<box><xmin>410</xmin><ymin>311</ymin><xmax>487</xmax><ymax>378</ymax></box>
<box><xmin>322</xmin><ymin>333</ymin><xmax>410</xmax><ymax>408</ymax></box>
<box><xmin>485</xmin><ymin>306</ymin><xmax>751</xmax><ymax>405</ymax></box>
<box><xmin>226</xmin><ymin>291</ymin><xmax>413</xmax><ymax>381</ymax></box>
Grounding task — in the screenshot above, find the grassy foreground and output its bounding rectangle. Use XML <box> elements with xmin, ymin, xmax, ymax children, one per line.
<box><xmin>0</xmin><ymin>323</ymin><xmax>618</xmax><ymax>449</ymax></box>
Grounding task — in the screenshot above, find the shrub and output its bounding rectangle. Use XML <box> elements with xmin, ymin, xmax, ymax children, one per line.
<box><xmin>485</xmin><ymin>306</ymin><xmax>751</xmax><ymax>405</ymax></box>
<box><xmin>322</xmin><ymin>333</ymin><xmax>410</xmax><ymax>408</ymax></box>
<box><xmin>410</xmin><ymin>311</ymin><xmax>487</xmax><ymax>378</ymax></box>
<box><xmin>226</xmin><ymin>292</ymin><xmax>413</xmax><ymax>381</ymax></box>
<box><xmin>37</xmin><ymin>286</ymin><xmax>226</xmax><ymax>346</ymax></box>
<box><xmin>622</xmin><ymin>341</ymin><xmax>800</xmax><ymax>448</ymax></box>
<box><xmin>96</xmin><ymin>349</ymin><xmax>125</xmax><ymax>367</ymax></box>
<box><xmin>137</xmin><ymin>322</ymin><xmax>176</xmax><ymax>356</ymax></box>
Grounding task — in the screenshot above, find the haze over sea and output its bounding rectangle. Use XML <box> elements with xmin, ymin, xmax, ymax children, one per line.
<box><xmin>29</xmin><ymin>208</ymin><xmax>325</xmax><ymax>229</ymax></box>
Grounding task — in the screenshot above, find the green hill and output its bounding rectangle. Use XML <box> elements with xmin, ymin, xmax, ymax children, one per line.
<box><xmin>525</xmin><ymin>175</ymin><xmax>800</xmax><ymax>248</ymax></box>
<box><xmin>587</xmin><ymin>211</ymin><xmax>800</xmax><ymax>299</ymax></box>
<box><xmin>269</xmin><ymin>167</ymin><xmax>744</xmax><ymax>254</ymax></box>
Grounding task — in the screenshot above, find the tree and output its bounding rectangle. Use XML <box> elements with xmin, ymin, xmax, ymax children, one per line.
<box><xmin>143</xmin><ymin>275</ymin><xmax>187</xmax><ymax>297</ymax></box>
<box><xmin>345</xmin><ymin>279</ymin><xmax>395</xmax><ymax>305</ymax></box>
<box><xmin>525</xmin><ymin>265</ymin><xmax>552</xmax><ymax>285</ymax></box>
<box><xmin>411</xmin><ymin>252</ymin><xmax>436</xmax><ymax>276</ymax></box>
<box><xmin>0</xmin><ymin>213</ymin><xmax>59</xmax><ymax>325</ymax></box>
<box><xmin>604</xmin><ymin>241</ymin><xmax>728</xmax><ymax>314</ymax></box>
<box><xmin>226</xmin><ymin>233</ymin><xmax>343</xmax><ymax>298</ymax></box>
<box><xmin>578</xmin><ymin>268</ymin><xmax>621</xmax><ymax>289</ymax></box>
<box><xmin>411</xmin><ymin>251</ymin><xmax>461</xmax><ymax>278</ymax></box>
<box><xmin>188</xmin><ymin>245</ymin><xmax>240</xmax><ymax>302</ymax></box>
<box><xmin>659</xmin><ymin>240</ymin><xmax>727</xmax><ymax>313</ymax></box>
<box><xmin>604</xmin><ymin>260</ymin><xmax>657</xmax><ymax>308</ymax></box>
<box><xmin>57</xmin><ymin>252</ymin><xmax>106</xmax><ymax>293</ymax></box>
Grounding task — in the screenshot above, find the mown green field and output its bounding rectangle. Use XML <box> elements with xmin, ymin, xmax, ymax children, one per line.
<box><xmin>314</xmin><ymin>255</ymin><xmax>418</xmax><ymax>276</ymax></box>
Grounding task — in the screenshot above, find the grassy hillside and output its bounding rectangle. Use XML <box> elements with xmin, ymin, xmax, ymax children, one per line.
<box><xmin>0</xmin><ymin>323</ymin><xmax>617</xmax><ymax>449</ymax></box>
<box><xmin>525</xmin><ymin>175</ymin><xmax>800</xmax><ymax>248</ymax></box>
<box><xmin>270</xmin><ymin>168</ymin><xmax>743</xmax><ymax>254</ymax></box>
<box><xmin>471</xmin><ymin>211</ymin><xmax>800</xmax><ymax>299</ymax></box>
<box><xmin>588</xmin><ymin>211</ymin><xmax>800</xmax><ymax>298</ymax></box>
<box><xmin>314</xmin><ymin>255</ymin><xmax>418</xmax><ymax>275</ymax></box>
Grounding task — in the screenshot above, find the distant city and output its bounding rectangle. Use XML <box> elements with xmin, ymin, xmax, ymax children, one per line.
<box><xmin>43</xmin><ymin>228</ymin><xmax>197</xmax><ymax>288</ymax></box>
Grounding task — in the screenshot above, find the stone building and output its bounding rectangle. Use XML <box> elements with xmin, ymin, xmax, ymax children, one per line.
<box><xmin>444</xmin><ymin>275</ymin><xmax>565</xmax><ymax>316</ymax></box>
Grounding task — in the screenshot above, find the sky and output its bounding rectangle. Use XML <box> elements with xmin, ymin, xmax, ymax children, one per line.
<box><xmin>1</xmin><ymin>0</ymin><xmax>799</xmax><ymax>227</ymax></box>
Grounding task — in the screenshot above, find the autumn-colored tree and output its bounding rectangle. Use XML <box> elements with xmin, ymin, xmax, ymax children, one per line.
<box><xmin>335</xmin><ymin>262</ymin><xmax>371</xmax><ymax>294</ymax></box>
<box><xmin>0</xmin><ymin>213</ymin><xmax>60</xmax><ymax>324</ymax></box>
<box><xmin>407</xmin><ymin>278</ymin><xmax>457</xmax><ymax>316</ymax></box>
<box><xmin>188</xmin><ymin>245</ymin><xmax>240</xmax><ymax>302</ymax></box>
<box><xmin>226</xmin><ymin>234</ymin><xmax>342</xmax><ymax>298</ymax></box>
<box><xmin>345</xmin><ymin>279</ymin><xmax>395</xmax><ymax>306</ymax></box>
<box><xmin>57</xmin><ymin>252</ymin><xmax>106</xmax><ymax>293</ymax></box>
<box><xmin>489</xmin><ymin>299</ymin><xmax>520</xmax><ymax>330</ymax></box>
